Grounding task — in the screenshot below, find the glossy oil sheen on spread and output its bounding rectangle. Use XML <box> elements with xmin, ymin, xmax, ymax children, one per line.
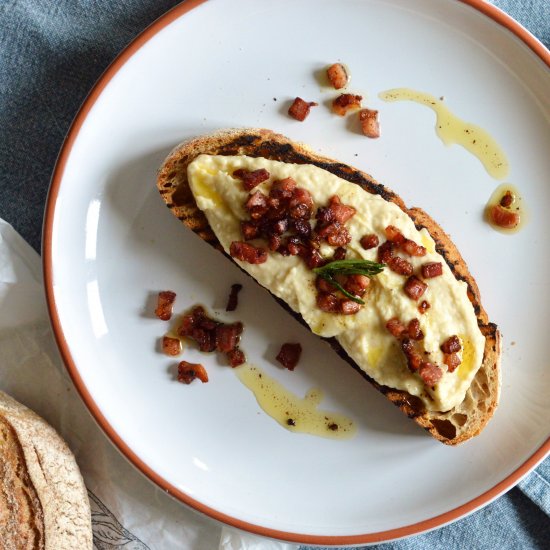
<box><xmin>236</xmin><ymin>364</ymin><xmax>356</xmax><ymax>439</ymax></box>
<box><xmin>188</xmin><ymin>155</ymin><xmax>486</xmax><ymax>412</ymax></box>
<box><xmin>379</xmin><ymin>88</ymin><xmax>509</xmax><ymax>180</ymax></box>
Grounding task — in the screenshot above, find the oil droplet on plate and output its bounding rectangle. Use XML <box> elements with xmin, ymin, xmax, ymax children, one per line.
<box><xmin>236</xmin><ymin>364</ymin><xmax>356</xmax><ymax>439</ymax></box>
<box><xmin>379</xmin><ymin>88</ymin><xmax>509</xmax><ymax>180</ymax></box>
<box><xmin>484</xmin><ymin>183</ymin><xmax>527</xmax><ymax>234</ymax></box>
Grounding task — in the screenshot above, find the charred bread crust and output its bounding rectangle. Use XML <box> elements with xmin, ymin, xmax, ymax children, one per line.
<box><xmin>157</xmin><ymin>128</ymin><xmax>501</xmax><ymax>445</ymax></box>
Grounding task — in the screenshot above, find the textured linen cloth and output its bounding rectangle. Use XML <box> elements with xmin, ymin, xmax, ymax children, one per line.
<box><xmin>0</xmin><ymin>1</ymin><xmax>548</xmax><ymax>549</ymax></box>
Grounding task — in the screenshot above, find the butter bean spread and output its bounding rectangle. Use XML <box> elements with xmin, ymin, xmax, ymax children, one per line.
<box><xmin>188</xmin><ymin>155</ymin><xmax>485</xmax><ymax>412</ymax></box>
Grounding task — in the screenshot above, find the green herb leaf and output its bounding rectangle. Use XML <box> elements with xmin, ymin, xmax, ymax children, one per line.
<box><xmin>313</xmin><ymin>259</ymin><xmax>385</xmax><ymax>305</ymax></box>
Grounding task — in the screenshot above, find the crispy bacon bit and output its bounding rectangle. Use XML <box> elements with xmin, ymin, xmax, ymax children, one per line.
<box><xmin>360</xmin><ymin>234</ymin><xmax>379</xmax><ymax>250</ymax></box>
<box><xmin>327</xmin><ymin>195</ymin><xmax>356</xmax><ymax>223</ymax></box>
<box><xmin>489</xmin><ymin>204</ymin><xmax>520</xmax><ymax>229</ymax></box>
<box><xmin>237</xmin><ymin>185</ymin><xmax>364</xmax><ymax>315</ymax></box>
<box><xmin>230</xmin><ymin>241</ymin><xmax>268</xmax><ymax>264</ymax></box>
<box><xmin>177</xmin><ymin>361</ymin><xmax>209</xmax><ymax>384</ymax></box>
<box><xmin>289</xmin><ymin>188</ymin><xmax>314</xmax><ymax>219</ymax></box>
<box><xmin>440</xmin><ymin>335</ymin><xmax>461</xmax><ymax>354</ymax></box>
<box><xmin>332</xmin><ymin>93</ymin><xmax>363</xmax><ymax>116</ymax></box>
<box><xmin>339</xmin><ymin>300</ymin><xmax>362</xmax><ymax>315</ymax></box>
<box><xmin>227</xmin><ymin>347</ymin><xmax>246</xmax><ymax>367</ymax></box>
<box><xmin>269</xmin><ymin>218</ymin><xmax>289</xmax><ymax>235</ymax></box>
<box><xmin>177</xmin><ymin>309</ymin><xmax>198</xmax><ymax>337</ymax></box>
<box><xmin>162</xmin><ymin>336</ymin><xmax>181</xmax><ymax>356</ymax></box>
<box><xmin>377</xmin><ymin>241</ymin><xmax>394</xmax><ymax>264</ymax></box>
<box><xmin>333</xmin><ymin>246</ymin><xmax>347</xmax><ymax>261</ymax></box>
<box><xmin>241</xmin><ymin>221</ymin><xmax>260</xmax><ymax>241</ymax></box>
<box><xmin>328</xmin><ymin>225</ymin><xmax>352</xmax><ymax>247</ymax></box>
<box><xmin>316</xmin><ymin>203</ymin><xmax>334</xmax><ymax>225</ymax></box>
<box><xmin>499</xmin><ymin>190</ymin><xmax>514</xmax><ymax>208</ymax></box>
<box><xmin>305</xmin><ymin>248</ymin><xmax>325</xmax><ymax>269</ymax></box>
<box><xmin>155</xmin><ymin>291</ymin><xmax>176</xmax><ymax>321</ymax></box>
<box><xmin>290</xmin><ymin>219</ymin><xmax>311</xmax><ymax>237</ymax></box>
<box><xmin>407</xmin><ymin>319</ymin><xmax>424</xmax><ymax>340</ymax></box>
<box><xmin>344</xmin><ymin>274</ymin><xmax>369</xmax><ymax>297</ymax></box>
<box><xmin>418</xmin><ymin>362</ymin><xmax>442</xmax><ymax>386</ymax></box>
<box><xmin>179</xmin><ymin>306</ymin><xmax>246</xmax><ymax>367</ymax></box>
<box><xmin>400</xmin><ymin>239</ymin><xmax>427</xmax><ymax>257</ymax></box>
<box><xmin>401</xmin><ymin>339</ymin><xmax>423</xmax><ymax>371</ymax></box>
<box><xmin>288</xmin><ymin>97</ymin><xmax>318</xmax><ymax>121</ymax></box>
<box><xmin>215</xmin><ymin>322</ymin><xmax>244</xmax><ymax>353</ymax></box>
<box><xmin>384</xmin><ymin>230</ymin><xmax>425</xmax><ymax>258</ymax></box>
<box><xmin>245</xmin><ymin>191</ymin><xmax>269</xmax><ymax>219</ymax></box>
<box><xmin>233</xmin><ymin>168</ymin><xmax>270</xmax><ymax>191</ymax></box>
<box><xmin>422</xmin><ymin>262</ymin><xmax>443</xmax><ymax>279</ymax></box>
<box><xmin>443</xmin><ymin>352</ymin><xmax>461</xmax><ymax>373</ymax></box>
<box><xmin>359</xmin><ymin>108</ymin><xmax>380</xmax><ymax>138</ymax></box>
<box><xmin>386</xmin><ymin>317</ymin><xmax>406</xmax><ymax>338</ymax></box>
<box><xmin>285</xmin><ymin>236</ymin><xmax>302</xmax><ymax>256</ymax></box>
<box><xmin>276</xmin><ymin>343</ymin><xmax>302</xmax><ymax>370</ymax></box>
<box><xmin>385</xmin><ymin>225</ymin><xmax>405</xmax><ymax>244</ymax></box>
<box><xmin>268</xmin><ymin>234</ymin><xmax>282</xmax><ymax>251</ymax></box>
<box><xmin>316</xmin><ymin>276</ymin><xmax>336</xmax><ymax>293</ymax></box>
<box><xmin>316</xmin><ymin>292</ymin><xmax>339</xmax><ymax>313</ymax></box>
<box><xmin>226</xmin><ymin>284</ymin><xmax>243</xmax><ymax>312</ymax></box>
<box><xmin>389</xmin><ymin>319</ymin><xmax>442</xmax><ymax>387</ymax></box>
<box><xmin>317</xmin><ymin>222</ymin><xmax>352</xmax><ymax>247</ymax></box>
<box><xmin>388</xmin><ymin>256</ymin><xmax>413</xmax><ymax>276</ymax></box>
<box><xmin>404</xmin><ymin>276</ymin><xmax>428</xmax><ymax>300</ymax></box>
<box><xmin>344</xmin><ymin>274</ymin><xmax>371</xmax><ymax>297</ymax></box>
<box><xmin>327</xmin><ymin>63</ymin><xmax>349</xmax><ymax>89</ymax></box>
<box><xmin>193</xmin><ymin>328</ymin><xmax>216</xmax><ymax>352</ymax></box>
<box><xmin>270</xmin><ymin>177</ymin><xmax>297</xmax><ymax>199</ymax></box>
<box><xmin>316</xmin><ymin>196</ymin><xmax>356</xmax><ymax>227</ymax></box>
<box><xmin>418</xmin><ymin>300</ymin><xmax>430</xmax><ymax>315</ymax></box>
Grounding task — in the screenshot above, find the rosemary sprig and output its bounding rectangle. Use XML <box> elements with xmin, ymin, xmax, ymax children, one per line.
<box><xmin>313</xmin><ymin>259</ymin><xmax>385</xmax><ymax>304</ymax></box>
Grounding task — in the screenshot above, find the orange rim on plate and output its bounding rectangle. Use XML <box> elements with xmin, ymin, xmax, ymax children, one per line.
<box><xmin>43</xmin><ymin>0</ymin><xmax>550</xmax><ymax>545</ymax></box>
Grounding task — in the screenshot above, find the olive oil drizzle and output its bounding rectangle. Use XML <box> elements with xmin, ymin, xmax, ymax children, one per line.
<box><xmin>484</xmin><ymin>182</ymin><xmax>527</xmax><ymax>234</ymax></box>
<box><xmin>379</xmin><ymin>88</ymin><xmax>509</xmax><ymax>180</ymax></box>
<box><xmin>236</xmin><ymin>364</ymin><xmax>356</xmax><ymax>439</ymax></box>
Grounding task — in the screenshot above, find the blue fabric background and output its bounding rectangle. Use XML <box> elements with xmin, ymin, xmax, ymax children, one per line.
<box><xmin>0</xmin><ymin>1</ymin><xmax>548</xmax><ymax>548</ymax></box>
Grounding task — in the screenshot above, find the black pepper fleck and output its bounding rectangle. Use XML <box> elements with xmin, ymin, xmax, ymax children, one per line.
<box><xmin>328</xmin><ymin>423</ymin><xmax>339</xmax><ymax>431</ymax></box>
<box><xmin>287</xmin><ymin>418</ymin><xmax>296</xmax><ymax>426</ymax></box>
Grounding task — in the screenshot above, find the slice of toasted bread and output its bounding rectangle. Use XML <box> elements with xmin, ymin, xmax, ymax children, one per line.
<box><xmin>157</xmin><ymin>128</ymin><xmax>501</xmax><ymax>445</ymax></box>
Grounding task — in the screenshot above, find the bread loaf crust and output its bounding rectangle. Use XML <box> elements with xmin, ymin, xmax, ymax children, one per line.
<box><xmin>157</xmin><ymin>128</ymin><xmax>501</xmax><ymax>444</ymax></box>
<box><xmin>0</xmin><ymin>391</ymin><xmax>92</xmax><ymax>549</ymax></box>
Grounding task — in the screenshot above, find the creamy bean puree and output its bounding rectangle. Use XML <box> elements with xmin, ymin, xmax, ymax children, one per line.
<box><xmin>188</xmin><ymin>155</ymin><xmax>485</xmax><ymax>411</ymax></box>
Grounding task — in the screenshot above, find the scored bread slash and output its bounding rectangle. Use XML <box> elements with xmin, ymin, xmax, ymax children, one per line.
<box><xmin>0</xmin><ymin>391</ymin><xmax>92</xmax><ymax>549</ymax></box>
<box><xmin>156</xmin><ymin>128</ymin><xmax>501</xmax><ymax>445</ymax></box>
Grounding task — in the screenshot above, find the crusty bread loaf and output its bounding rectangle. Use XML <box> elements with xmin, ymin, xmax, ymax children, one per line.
<box><xmin>157</xmin><ymin>128</ymin><xmax>501</xmax><ymax>445</ymax></box>
<box><xmin>0</xmin><ymin>391</ymin><xmax>92</xmax><ymax>549</ymax></box>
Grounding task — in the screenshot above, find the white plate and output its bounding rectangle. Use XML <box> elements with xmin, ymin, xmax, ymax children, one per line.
<box><xmin>44</xmin><ymin>0</ymin><xmax>550</xmax><ymax>545</ymax></box>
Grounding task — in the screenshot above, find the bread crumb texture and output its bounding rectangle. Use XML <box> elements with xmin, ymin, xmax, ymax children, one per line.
<box><xmin>0</xmin><ymin>391</ymin><xmax>92</xmax><ymax>549</ymax></box>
